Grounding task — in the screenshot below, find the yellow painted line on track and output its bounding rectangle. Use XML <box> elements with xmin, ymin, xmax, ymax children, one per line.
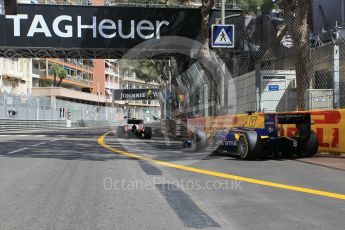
<box><xmin>98</xmin><ymin>132</ymin><xmax>345</xmax><ymax>201</ymax></box>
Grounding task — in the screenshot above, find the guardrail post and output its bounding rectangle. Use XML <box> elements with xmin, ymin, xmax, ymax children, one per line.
<box><xmin>255</xmin><ymin>64</ymin><xmax>262</xmax><ymax>112</ymax></box>
<box><xmin>3</xmin><ymin>92</ymin><xmax>7</xmax><ymax>119</ymax></box>
<box><xmin>36</xmin><ymin>98</ymin><xmax>39</xmax><ymax>120</ymax></box>
<box><xmin>204</xmin><ymin>83</ymin><xmax>209</xmax><ymax>117</ymax></box>
<box><xmin>333</xmin><ymin>45</ymin><xmax>340</xmax><ymax>109</ymax></box>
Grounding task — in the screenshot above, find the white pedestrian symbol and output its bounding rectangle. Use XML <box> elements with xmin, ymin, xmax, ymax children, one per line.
<box><xmin>214</xmin><ymin>28</ymin><xmax>232</xmax><ymax>45</ymax></box>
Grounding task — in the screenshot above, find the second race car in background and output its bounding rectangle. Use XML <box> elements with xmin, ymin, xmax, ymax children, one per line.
<box><xmin>116</xmin><ymin>119</ymin><xmax>152</xmax><ymax>139</ymax></box>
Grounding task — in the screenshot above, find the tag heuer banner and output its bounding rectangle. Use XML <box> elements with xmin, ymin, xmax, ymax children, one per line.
<box><xmin>113</xmin><ymin>89</ymin><xmax>160</xmax><ymax>101</ymax></box>
<box><xmin>0</xmin><ymin>4</ymin><xmax>201</xmax><ymax>50</ymax></box>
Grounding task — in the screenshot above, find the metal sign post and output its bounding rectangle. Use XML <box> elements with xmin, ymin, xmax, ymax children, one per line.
<box><xmin>333</xmin><ymin>45</ymin><xmax>340</xmax><ymax>109</ymax></box>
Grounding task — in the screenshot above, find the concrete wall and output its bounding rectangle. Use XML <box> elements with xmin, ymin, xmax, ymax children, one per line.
<box><xmin>233</xmin><ymin>71</ymin><xmax>257</xmax><ymax>113</ymax></box>
<box><xmin>232</xmin><ymin>70</ymin><xmax>296</xmax><ymax>113</ymax></box>
<box><xmin>32</xmin><ymin>87</ymin><xmax>107</xmax><ymax>104</ymax></box>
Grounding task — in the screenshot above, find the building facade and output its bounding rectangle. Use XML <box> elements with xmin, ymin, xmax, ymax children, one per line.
<box><xmin>0</xmin><ymin>58</ymin><xmax>32</xmax><ymax>96</ymax></box>
<box><xmin>30</xmin><ymin>58</ymin><xmax>109</xmax><ymax>105</ymax></box>
<box><xmin>104</xmin><ymin>59</ymin><xmax>120</xmax><ymax>96</ymax></box>
<box><xmin>15</xmin><ymin>0</ymin><xmax>108</xmax><ymax>107</ymax></box>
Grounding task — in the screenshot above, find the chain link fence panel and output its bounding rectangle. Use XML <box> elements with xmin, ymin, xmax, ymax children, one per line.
<box><xmin>0</xmin><ymin>92</ymin><xmax>125</xmax><ymax>126</ymax></box>
<box><xmin>228</xmin><ymin>5</ymin><xmax>345</xmax><ymax>113</ymax></box>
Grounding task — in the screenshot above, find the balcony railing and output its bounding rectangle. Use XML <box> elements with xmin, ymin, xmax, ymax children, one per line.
<box><xmin>65</xmin><ymin>75</ymin><xmax>93</xmax><ymax>86</ymax></box>
<box><xmin>1</xmin><ymin>62</ymin><xmax>27</xmax><ymax>80</ymax></box>
<box><xmin>40</xmin><ymin>73</ymin><xmax>93</xmax><ymax>87</ymax></box>
<box><xmin>105</xmin><ymin>82</ymin><xmax>118</xmax><ymax>89</ymax></box>
<box><xmin>105</xmin><ymin>68</ymin><xmax>119</xmax><ymax>76</ymax></box>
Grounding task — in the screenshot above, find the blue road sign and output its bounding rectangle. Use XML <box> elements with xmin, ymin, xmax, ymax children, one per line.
<box><xmin>211</xmin><ymin>24</ymin><xmax>235</xmax><ymax>48</ymax></box>
<box><xmin>268</xmin><ymin>85</ymin><xmax>280</xmax><ymax>91</ymax></box>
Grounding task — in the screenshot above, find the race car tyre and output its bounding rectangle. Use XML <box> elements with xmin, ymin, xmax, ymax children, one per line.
<box><xmin>237</xmin><ymin>131</ymin><xmax>262</xmax><ymax>160</ymax></box>
<box><xmin>191</xmin><ymin>129</ymin><xmax>207</xmax><ymax>152</ymax></box>
<box><xmin>117</xmin><ymin>126</ymin><xmax>125</xmax><ymax>138</ymax></box>
<box><xmin>144</xmin><ymin>127</ymin><xmax>152</xmax><ymax>139</ymax></box>
<box><xmin>302</xmin><ymin>131</ymin><xmax>319</xmax><ymax>156</ymax></box>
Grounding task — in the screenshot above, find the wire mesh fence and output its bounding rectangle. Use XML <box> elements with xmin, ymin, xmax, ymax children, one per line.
<box><xmin>228</xmin><ymin>5</ymin><xmax>345</xmax><ymax>114</ymax></box>
<box><xmin>0</xmin><ymin>92</ymin><xmax>124</xmax><ymax>124</ymax></box>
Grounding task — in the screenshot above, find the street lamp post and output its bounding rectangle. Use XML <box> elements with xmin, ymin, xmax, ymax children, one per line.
<box><xmin>221</xmin><ymin>0</ymin><xmax>225</xmax><ymax>24</ymax></box>
<box><xmin>216</xmin><ymin>3</ymin><xmax>242</xmax><ymax>115</ymax></box>
<box><xmin>220</xmin><ymin>0</ymin><xmax>226</xmax><ymax>114</ymax></box>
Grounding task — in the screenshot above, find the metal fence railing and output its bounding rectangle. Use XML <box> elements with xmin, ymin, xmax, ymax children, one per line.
<box><xmin>0</xmin><ymin>119</ymin><xmax>66</xmax><ymax>131</ymax></box>
<box><xmin>0</xmin><ymin>92</ymin><xmax>125</xmax><ymax>124</ymax></box>
<box><xmin>226</xmin><ymin>6</ymin><xmax>345</xmax><ymax>114</ymax></box>
<box><xmin>172</xmin><ymin>8</ymin><xmax>345</xmax><ymax>116</ymax></box>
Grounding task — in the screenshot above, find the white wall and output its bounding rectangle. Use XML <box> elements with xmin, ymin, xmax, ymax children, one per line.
<box><xmin>232</xmin><ymin>70</ymin><xmax>296</xmax><ymax>113</ymax></box>
<box><xmin>260</xmin><ymin>70</ymin><xmax>296</xmax><ymax>112</ymax></box>
<box><xmin>232</xmin><ymin>71</ymin><xmax>257</xmax><ymax>113</ymax></box>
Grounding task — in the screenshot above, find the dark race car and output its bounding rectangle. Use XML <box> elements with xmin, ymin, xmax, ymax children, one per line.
<box><xmin>212</xmin><ymin>112</ymin><xmax>318</xmax><ymax>159</ymax></box>
<box><xmin>187</xmin><ymin>112</ymin><xmax>319</xmax><ymax>160</ymax></box>
<box><xmin>116</xmin><ymin>119</ymin><xmax>152</xmax><ymax>139</ymax></box>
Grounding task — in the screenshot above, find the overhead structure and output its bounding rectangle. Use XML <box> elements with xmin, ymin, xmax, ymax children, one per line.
<box><xmin>0</xmin><ymin>4</ymin><xmax>202</xmax><ymax>58</ymax></box>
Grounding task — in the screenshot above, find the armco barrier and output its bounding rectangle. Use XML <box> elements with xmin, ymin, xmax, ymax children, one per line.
<box><xmin>0</xmin><ymin>119</ymin><xmax>66</xmax><ymax>131</ymax></box>
<box><xmin>0</xmin><ymin>119</ymin><xmax>113</xmax><ymax>131</ymax></box>
<box><xmin>307</xmin><ymin>110</ymin><xmax>343</xmax><ymax>153</ymax></box>
<box><xmin>187</xmin><ymin>109</ymin><xmax>345</xmax><ymax>154</ymax></box>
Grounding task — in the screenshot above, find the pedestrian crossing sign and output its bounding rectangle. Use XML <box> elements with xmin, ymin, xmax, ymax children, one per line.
<box><xmin>211</xmin><ymin>24</ymin><xmax>235</xmax><ymax>48</ymax></box>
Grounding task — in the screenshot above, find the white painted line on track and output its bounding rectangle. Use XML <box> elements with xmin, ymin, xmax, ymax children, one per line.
<box><xmin>5</xmin><ymin>136</ymin><xmax>64</xmax><ymax>155</ymax></box>
<box><xmin>31</xmin><ymin>142</ymin><xmax>47</xmax><ymax>147</ymax></box>
<box><xmin>6</xmin><ymin>147</ymin><xmax>29</xmax><ymax>155</ymax></box>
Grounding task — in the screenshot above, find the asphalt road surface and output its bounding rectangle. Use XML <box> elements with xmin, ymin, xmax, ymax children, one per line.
<box><xmin>0</xmin><ymin>127</ymin><xmax>344</xmax><ymax>230</ymax></box>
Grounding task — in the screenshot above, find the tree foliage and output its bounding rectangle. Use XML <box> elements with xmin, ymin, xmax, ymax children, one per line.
<box><xmin>242</xmin><ymin>0</ymin><xmax>312</xmax><ymax>110</ymax></box>
<box><xmin>56</xmin><ymin>67</ymin><xmax>67</xmax><ymax>87</ymax></box>
<box><xmin>132</xmin><ymin>60</ymin><xmax>170</xmax><ymax>85</ymax></box>
<box><xmin>280</xmin><ymin>0</ymin><xmax>312</xmax><ymax>110</ymax></box>
<box><xmin>51</xmin><ymin>63</ymin><xmax>60</xmax><ymax>87</ymax></box>
<box><xmin>240</xmin><ymin>0</ymin><xmax>281</xmax><ymax>14</ymax></box>
<box><xmin>51</xmin><ymin>63</ymin><xmax>68</xmax><ymax>87</ymax></box>
<box><xmin>239</xmin><ymin>0</ymin><xmax>263</xmax><ymax>14</ymax></box>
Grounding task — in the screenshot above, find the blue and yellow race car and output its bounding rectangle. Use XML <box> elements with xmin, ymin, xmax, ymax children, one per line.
<box><xmin>188</xmin><ymin>112</ymin><xmax>319</xmax><ymax>160</ymax></box>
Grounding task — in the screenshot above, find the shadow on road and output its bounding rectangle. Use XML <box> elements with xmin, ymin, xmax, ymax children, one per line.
<box><xmin>0</xmin><ymin>126</ymin><xmax>316</xmax><ymax>164</ymax></box>
<box><xmin>204</xmin><ymin>150</ymin><xmax>312</xmax><ymax>162</ymax></box>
